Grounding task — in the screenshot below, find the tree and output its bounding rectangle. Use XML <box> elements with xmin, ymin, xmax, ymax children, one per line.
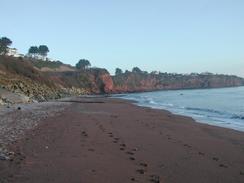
<box><xmin>0</xmin><ymin>37</ymin><xmax>12</xmax><ymax>55</ymax></box>
<box><xmin>38</xmin><ymin>45</ymin><xmax>49</xmax><ymax>59</ymax></box>
<box><xmin>115</xmin><ymin>68</ymin><xmax>123</xmax><ymax>75</ymax></box>
<box><xmin>125</xmin><ymin>70</ymin><xmax>130</xmax><ymax>74</ymax></box>
<box><xmin>132</xmin><ymin>67</ymin><xmax>142</xmax><ymax>73</ymax></box>
<box><xmin>76</xmin><ymin>59</ymin><xmax>91</xmax><ymax>70</ymax></box>
<box><xmin>28</xmin><ymin>46</ymin><xmax>39</xmax><ymax>58</ymax></box>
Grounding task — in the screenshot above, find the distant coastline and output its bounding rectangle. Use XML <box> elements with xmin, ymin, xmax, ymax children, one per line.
<box><xmin>0</xmin><ymin>55</ymin><xmax>244</xmax><ymax>106</ymax></box>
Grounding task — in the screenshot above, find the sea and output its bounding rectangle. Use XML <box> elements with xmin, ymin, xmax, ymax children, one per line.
<box><xmin>114</xmin><ymin>86</ymin><xmax>244</xmax><ymax>132</ymax></box>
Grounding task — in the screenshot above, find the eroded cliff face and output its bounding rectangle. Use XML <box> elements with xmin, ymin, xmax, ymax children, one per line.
<box><xmin>1</xmin><ymin>56</ymin><xmax>244</xmax><ymax>104</ymax></box>
<box><xmin>0</xmin><ymin>56</ymin><xmax>116</xmax><ymax>102</ymax></box>
<box><xmin>97</xmin><ymin>72</ymin><xmax>114</xmax><ymax>93</ymax></box>
<box><xmin>112</xmin><ymin>72</ymin><xmax>244</xmax><ymax>93</ymax></box>
<box><xmin>0</xmin><ymin>56</ymin><xmax>63</xmax><ymax>103</ymax></box>
<box><xmin>83</xmin><ymin>68</ymin><xmax>113</xmax><ymax>94</ymax></box>
<box><xmin>44</xmin><ymin>68</ymin><xmax>113</xmax><ymax>94</ymax></box>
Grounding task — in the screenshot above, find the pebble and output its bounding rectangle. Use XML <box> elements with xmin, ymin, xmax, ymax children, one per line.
<box><xmin>150</xmin><ymin>175</ymin><xmax>160</xmax><ymax>183</ymax></box>
<box><xmin>0</xmin><ymin>154</ymin><xmax>7</xmax><ymax>160</ymax></box>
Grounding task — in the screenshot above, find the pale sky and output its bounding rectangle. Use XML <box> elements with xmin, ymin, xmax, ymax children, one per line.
<box><xmin>1</xmin><ymin>0</ymin><xmax>243</xmax><ymax>77</ymax></box>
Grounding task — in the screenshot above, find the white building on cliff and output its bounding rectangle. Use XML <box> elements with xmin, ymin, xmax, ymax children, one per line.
<box><xmin>6</xmin><ymin>48</ymin><xmax>24</xmax><ymax>58</ymax></box>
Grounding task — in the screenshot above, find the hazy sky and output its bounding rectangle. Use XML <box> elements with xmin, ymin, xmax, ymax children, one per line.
<box><xmin>1</xmin><ymin>0</ymin><xmax>243</xmax><ymax>76</ymax></box>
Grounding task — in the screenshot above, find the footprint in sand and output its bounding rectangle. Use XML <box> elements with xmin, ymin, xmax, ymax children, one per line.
<box><xmin>120</xmin><ymin>148</ymin><xmax>125</xmax><ymax>151</ymax></box>
<box><xmin>126</xmin><ymin>151</ymin><xmax>135</xmax><ymax>155</ymax></box>
<box><xmin>81</xmin><ymin>131</ymin><xmax>88</xmax><ymax>137</ymax></box>
<box><xmin>113</xmin><ymin>137</ymin><xmax>120</xmax><ymax>143</ymax></box>
<box><xmin>120</xmin><ymin>143</ymin><xmax>126</xmax><ymax>147</ymax></box>
<box><xmin>212</xmin><ymin>157</ymin><xmax>219</xmax><ymax>161</ymax></box>
<box><xmin>139</xmin><ymin>163</ymin><xmax>148</xmax><ymax>167</ymax></box>
<box><xmin>129</xmin><ymin>157</ymin><xmax>135</xmax><ymax>161</ymax></box>
<box><xmin>132</xmin><ymin>148</ymin><xmax>138</xmax><ymax>152</ymax></box>
<box><xmin>219</xmin><ymin>164</ymin><xmax>228</xmax><ymax>168</ymax></box>
<box><xmin>183</xmin><ymin>144</ymin><xmax>191</xmax><ymax>148</ymax></box>
<box><xmin>130</xmin><ymin>177</ymin><xmax>136</xmax><ymax>181</ymax></box>
<box><xmin>136</xmin><ymin>169</ymin><xmax>146</xmax><ymax>174</ymax></box>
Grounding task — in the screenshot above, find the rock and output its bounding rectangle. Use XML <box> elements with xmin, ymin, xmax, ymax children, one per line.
<box><xmin>0</xmin><ymin>153</ymin><xmax>7</xmax><ymax>160</ymax></box>
<box><xmin>0</xmin><ymin>88</ymin><xmax>30</xmax><ymax>105</ymax></box>
<box><xmin>99</xmin><ymin>73</ymin><xmax>114</xmax><ymax>93</ymax></box>
<box><xmin>0</xmin><ymin>98</ymin><xmax>5</xmax><ymax>105</ymax></box>
<box><xmin>150</xmin><ymin>175</ymin><xmax>160</xmax><ymax>183</ymax></box>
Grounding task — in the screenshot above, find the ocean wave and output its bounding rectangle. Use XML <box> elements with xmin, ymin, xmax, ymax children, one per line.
<box><xmin>115</xmin><ymin>87</ymin><xmax>244</xmax><ymax>132</ymax></box>
<box><xmin>186</xmin><ymin>107</ymin><xmax>244</xmax><ymax>121</ymax></box>
<box><xmin>185</xmin><ymin>107</ymin><xmax>224</xmax><ymax>115</ymax></box>
<box><xmin>149</xmin><ymin>100</ymin><xmax>157</xmax><ymax>104</ymax></box>
<box><xmin>231</xmin><ymin>114</ymin><xmax>244</xmax><ymax>120</ymax></box>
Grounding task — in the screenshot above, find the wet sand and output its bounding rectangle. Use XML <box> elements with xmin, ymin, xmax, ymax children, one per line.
<box><xmin>0</xmin><ymin>97</ymin><xmax>244</xmax><ymax>183</ymax></box>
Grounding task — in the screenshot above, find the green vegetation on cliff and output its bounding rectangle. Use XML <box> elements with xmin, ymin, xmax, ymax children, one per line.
<box><xmin>0</xmin><ymin>37</ymin><xmax>12</xmax><ymax>55</ymax></box>
<box><xmin>1</xmin><ymin>55</ymin><xmax>244</xmax><ymax>103</ymax></box>
<box><xmin>0</xmin><ymin>36</ymin><xmax>242</xmax><ymax>105</ymax></box>
<box><xmin>32</xmin><ymin>60</ymin><xmax>64</xmax><ymax>69</ymax></box>
<box><xmin>112</xmin><ymin>68</ymin><xmax>244</xmax><ymax>93</ymax></box>
<box><xmin>0</xmin><ymin>56</ymin><xmax>113</xmax><ymax>103</ymax></box>
<box><xmin>0</xmin><ymin>56</ymin><xmax>61</xmax><ymax>101</ymax></box>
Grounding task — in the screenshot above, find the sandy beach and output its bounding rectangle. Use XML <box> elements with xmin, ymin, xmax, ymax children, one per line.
<box><xmin>0</xmin><ymin>97</ymin><xmax>244</xmax><ymax>183</ymax></box>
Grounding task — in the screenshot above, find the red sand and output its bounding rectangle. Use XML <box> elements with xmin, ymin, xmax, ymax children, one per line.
<box><xmin>1</xmin><ymin>97</ymin><xmax>244</xmax><ymax>183</ymax></box>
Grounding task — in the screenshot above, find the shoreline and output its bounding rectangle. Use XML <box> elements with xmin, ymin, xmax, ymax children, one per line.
<box><xmin>0</xmin><ymin>97</ymin><xmax>244</xmax><ymax>182</ymax></box>
<box><xmin>113</xmin><ymin>86</ymin><xmax>244</xmax><ymax>133</ymax></box>
<box><xmin>122</xmin><ymin>98</ymin><xmax>244</xmax><ymax>133</ymax></box>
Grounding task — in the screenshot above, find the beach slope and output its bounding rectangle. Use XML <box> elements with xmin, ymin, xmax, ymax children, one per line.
<box><xmin>0</xmin><ymin>97</ymin><xmax>244</xmax><ymax>183</ymax></box>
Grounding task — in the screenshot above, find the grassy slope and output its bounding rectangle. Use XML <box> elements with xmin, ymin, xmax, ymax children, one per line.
<box><xmin>0</xmin><ymin>56</ymin><xmax>60</xmax><ymax>101</ymax></box>
<box><xmin>0</xmin><ymin>56</ymin><xmax>111</xmax><ymax>99</ymax></box>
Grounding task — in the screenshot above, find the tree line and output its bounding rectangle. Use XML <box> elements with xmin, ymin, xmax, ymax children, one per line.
<box><xmin>115</xmin><ymin>67</ymin><xmax>143</xmax><ymax>75</ymax></box>
<box><xmin>0</xmin><ymin>36</ymin><xmax>12</xmax><ymax>55</ymax></box>
<box><xmin>1</xmin><ymin>35</ymin><xmax>153</xmax><ymax>75</ymax></box>
<box><xmin>28</xmin><ymin>45</ymin><xmax>49</xmax><ymax>59</ymax></box>
<box><xmin>0</xmin><ymin>35</ymin><xmax>50</xmax><ymax>60</ymax></box>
